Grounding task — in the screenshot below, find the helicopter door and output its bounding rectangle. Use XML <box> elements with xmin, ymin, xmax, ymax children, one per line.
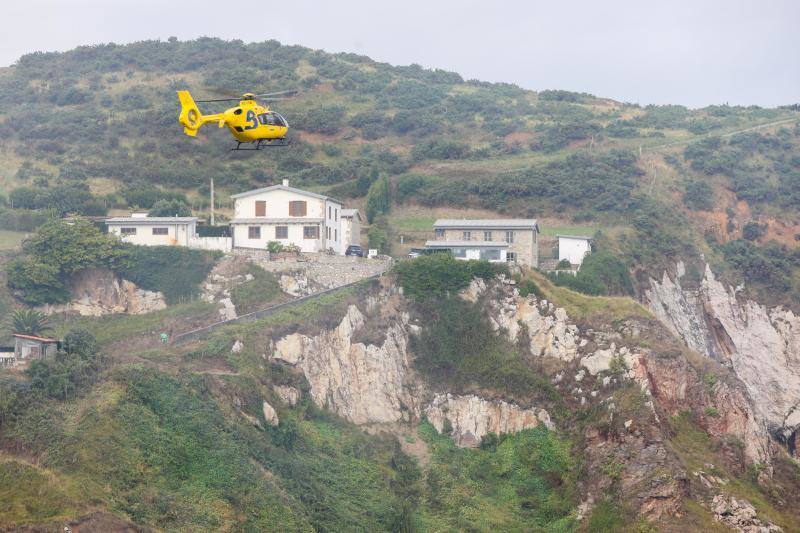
<box><xmin>258</xmin><ymin>113</ymin><xmax>277</xmax><ymax>134</ymax></box>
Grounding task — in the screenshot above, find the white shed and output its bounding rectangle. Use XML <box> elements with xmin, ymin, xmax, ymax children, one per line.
<box><xmin>557</xmin><ymin>235</ymin><xmax>593</xmax><ymax>266</ymax></box>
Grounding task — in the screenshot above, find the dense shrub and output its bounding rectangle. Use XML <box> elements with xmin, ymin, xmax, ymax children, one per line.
<box><xmin>148</xmin><ymin>199</ymin><xmax>191</xmax><ymax>217</ymax></box>
<box><xmin>115</xmin><ymin>245</ymin><xmax>219</xmax><ymax>303</ymax></box>
<box><xmin>26</xmin><ymin>329</ymin><xmax>105</xmax><ymax>400</ymax></box>
<box><xmin>683</xmin><ymin>180</ymin><xmax>714</xmax><ymax>210</ymax></box>
<box><xmin>411</xmin><ymin>297</ymin><xmax>557</xmax><ymax>400</ymax></box>
<box><xmin>549</xmin><ymin>251</ymin><xmax>633</xmax><ymax>296</ymax></box>
<box><xmin>364</xmin><ymin>176</ymin><xmax>391</xmax><ymax>223</ymax></box>
<box><xmin>6</xmin><ymin>220</ymin><xmax>128</xmax><ymax>304</ymax></box>
<box><xmin>742</xmin><ymin>221</ymin><xmax>766</xmax><ymax>241</ymax></box>
<box><xmin>394</xmin><ymin>253</ymin><xmax>506</xmax><ymax>300</ymax></box>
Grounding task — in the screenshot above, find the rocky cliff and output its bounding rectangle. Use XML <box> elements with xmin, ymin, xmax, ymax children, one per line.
<box><xmin>647</xmin><ymin>263</ymin><xmax>800</xmax><ymax>454</ymax></box>
<box><xmin>40</xmin><ymin>267</ymin><xmax>166</xmax><ymax>316</ymax></box>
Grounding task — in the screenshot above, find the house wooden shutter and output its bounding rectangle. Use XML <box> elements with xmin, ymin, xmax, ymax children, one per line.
<box><xmin>255</xmin><ymin>201</ymin><xmax>266</xmax><ymax>217</ymax></box>
<box><xmin>289</xmin><ymin>201</ymin><xmax>307</xmax><ymax>217</ymax></box>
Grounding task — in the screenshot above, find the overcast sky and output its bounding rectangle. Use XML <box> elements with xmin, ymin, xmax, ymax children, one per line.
<box><xmin>1</xmin><ymin>0</ymin><xmax>798</xmax><ymax>108</ymax></box>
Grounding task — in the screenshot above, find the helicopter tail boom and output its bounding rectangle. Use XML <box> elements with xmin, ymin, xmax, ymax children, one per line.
<box><xmin>177</xmin><ymin>90</ymin><xmax>222</xmax><ymax>137</ymax></box>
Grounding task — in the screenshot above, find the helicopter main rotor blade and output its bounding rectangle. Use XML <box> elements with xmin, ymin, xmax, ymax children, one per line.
<box><xmin>196</xmin><ymin>97</ymin><xmax>241</xmax><ymax>103</ymax></box>
<box><xmin>251</xmin><ymin>90</ymin><xmax>299</xmax><ymax>98</ymax></box>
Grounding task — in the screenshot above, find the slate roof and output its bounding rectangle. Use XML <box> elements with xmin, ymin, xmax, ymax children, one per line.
<box><xmin>433</xmin><ymin>219</ymin><xmax>538</xmax><ymax>230</ymax></box>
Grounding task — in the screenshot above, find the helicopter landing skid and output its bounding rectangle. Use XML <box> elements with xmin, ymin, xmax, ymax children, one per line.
<box><xmin>232</xmin><ymin>138</ymin><xmax>291</xmax><ymax>151</ymax></box>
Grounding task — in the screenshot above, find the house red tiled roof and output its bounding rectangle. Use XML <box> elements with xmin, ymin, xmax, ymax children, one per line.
<box><xmin>12</xmin><ymin>333</ymin><xmax>59</xmax><ymax>343</ymax></box>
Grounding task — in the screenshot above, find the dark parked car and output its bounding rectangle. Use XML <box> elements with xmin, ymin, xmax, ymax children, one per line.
<box><xmin>345</xmin><ymin>245</ymin><xmax>364</xmax><ymax>257</ymax></box>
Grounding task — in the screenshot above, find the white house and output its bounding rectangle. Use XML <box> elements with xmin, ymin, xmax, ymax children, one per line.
<box><xmin>106</xmin><ymin>214</ymin><xmax>198</xmax><ymax>247</ymax></box>
<box><xmin>424</xmin><ymin>239</ymin><xmax>510</xmax><ymax>262</ymax></box>
<box><xmin>230</xmin><ymin>180</ymin><xmax>357</xmax><ymax>254</ymax></box>
<box><xmin>558</xmin><ymin>235</ymin><xmax>593</xmax><ymax>266</ymax></box>
<box><xmin>341</xmin><ymin>209</ymin><xmax>362</xmax><ymax>247</ymax></box>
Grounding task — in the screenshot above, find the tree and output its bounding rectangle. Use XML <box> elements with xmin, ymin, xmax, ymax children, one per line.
<box><xmin>742</xmin><ymin>221</ymin><xmax>766</xmax><ymax>241</ymax></box>
<box><xmin>7</xmin><ymin>309</ymin><xmax>51</xmax><ymax>336</ymax></box>
<box><xmin>356</xmin><ymin>166</ymin><xmax>379</xmax><ymax>196</ymax></box>
<box><xmin>684</xmin><ymin>180</ymin><xmax>714</xmax><ymax>211</ymax></box>
<box><xmin>365</xmin><ymin>176</ymin><xmax>391</xmax><ymax>223</ymax></box>
<box><xmin>149</xmin><ymin>199</ymin><xmax>192</xmax><ymax>217</ymax></box>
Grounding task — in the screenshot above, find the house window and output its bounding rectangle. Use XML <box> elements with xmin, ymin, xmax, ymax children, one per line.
<box><xmin>255</xmin><ymin>201</ymin><xmax>266</xmax><ymax>217</ymax></box>
<box><xmin>303</xmin><ymin>226</ymin><xmax>319</xmax><ymax>239</ymax></box>
<box><xmin>451</xmin><ymin>248</ymin><xmax>467</xmax><ymax>258</ymax></box>
<box><xmin>152</xmin><ymin>227</ymin><xmax>168</xmax><ymax>235</ymax></box>
<box><xmin>275</xmin><ymin>226</ymin><xmax>288</xmax><ymax>239</ymax></box>
<box><xmin>462</xmin><ymin>231</ymin><xmax>471</xmax><ymax>241</ymax></box>
<box><xmin>289</xmin><ymin>200</ymin><xmax>307</xmax><ymax>217</ymax></box>
<box><xmin>507</xmin><ymin>252</ymin><xmax>517</xmax><ymax>262</ymax></box>
<box><xmin>248</xmin><ymin>226</ymin><xmax>261</xmax><ymax>239</ymax></box>
<box><xmin>480</xmin><ymin>249</ymin><xmax>500</xmax><ymax>261</ymax></box>
<box><xmin>435</xmin><ymin>228</ymin><xmax>445</xmax><ymax>239</ymax></box>
<box><xmin>505</xmin><ymin>231</ymin><xmax>515</xmax><ymax>243</ymax></box>
<box><xmin>334</xmin><ymin>229</ymin><xmax>337</xmax><ymax>241</ymax></box>
<box><xmin>484</xmin><ymin>231</ymin><xmax>493</xmax><ymax>241</ymax></box>
<box><xmin>120</xmin><ymin>227</ymin><xmax>136</xmax><ymax>235</ymax></box>
<box><xmin>326</xmin><ymin>226</ymin><xmax>330</xmax><ymax>239</ymax></box>
<box><xmin>328</xmin><ymin>206</ymin><xmax>332</xmax><ymax>219</ymax></box>
<box><xmin>335</xmin><ymin>208</ymin><xmax>338</xmax><ymax>221</ymax></box>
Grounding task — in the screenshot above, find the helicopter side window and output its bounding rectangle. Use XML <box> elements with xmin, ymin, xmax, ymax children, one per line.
<box><xmin>258</xmin><ymin>113</ymin><xmax>287</xmax><ymax>127</ymax></box>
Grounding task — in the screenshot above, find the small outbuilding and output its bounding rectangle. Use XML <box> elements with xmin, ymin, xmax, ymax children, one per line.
<box><xmin>12</xmin><ymin>334</ymin><xmax>60</xmax><ymax>361</ymax></box>
<box><xmin>557</xmin><ymin>235</ymin><xmax>593</xmax><ymax>267</ymax></box>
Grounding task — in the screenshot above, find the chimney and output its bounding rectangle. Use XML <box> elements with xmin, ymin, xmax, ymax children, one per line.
<box><xmin>282</xmin><ymin>179</ymin><xmax>289</xmax><ymax>187</ymax></box>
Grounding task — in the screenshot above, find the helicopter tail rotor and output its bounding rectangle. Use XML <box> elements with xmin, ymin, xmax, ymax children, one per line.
<box><xmin>177</xmin><ymin>90</ymin><xmax>203</xmax><ymax>136</ymax></box>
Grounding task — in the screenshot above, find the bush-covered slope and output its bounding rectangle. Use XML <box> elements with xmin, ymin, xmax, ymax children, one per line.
<box><xmin>0</xmin><ymin>38</ymin><xmax>797</xmax><ymax>308</ymax></box>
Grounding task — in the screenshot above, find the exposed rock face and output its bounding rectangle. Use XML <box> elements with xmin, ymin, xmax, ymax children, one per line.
<box><xmin>262</xmin><ymin>401</ymin><xmax>279</xmax><ymax>426</ymax></box>
<box><xmin>424</xmin><ymin>393</ymin><xmax>554</xmax><ymax>447</ymax></box>
<box><xmin>279</xmin><ymin>272</ymin><xmax>311</xmax><ymax>296</ymax></box>
<box><xmin>40</xmin><ymin>268</ymin><xmax>166</xmax><ymax>316</ymax></box>
<box><xmin>473</xmin><ymin>278</ymin><xmax>580</xmax><ymax>361</ymax></box>
<box><xmin>711</xmin><ymin>494</ymin><xmax>783</xmax><ymax>532</ymax></box>
<box><xmin>271</xmin><ymin>304</ymin><xmax>423</xmax><ymax>425</ymax></box>
<box><xmin>647</xmin><ymin>264</ymin><xmax>800</xmax><ymax>448</ymax></box>
<box><xmin>274</xmin><ymin>385</ymin><xmax>301</xmax><ymax>407</ymax></box>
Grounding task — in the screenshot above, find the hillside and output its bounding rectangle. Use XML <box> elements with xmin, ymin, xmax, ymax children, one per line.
<box><xmin>2</xmin><ymin>255</ymin><xmax>799</xmax><ymax>532</ymax></box>
<box><xmin>0</xmin><ymin>38</ymin><xmax>798</xmax><ymax>308</ymax></box>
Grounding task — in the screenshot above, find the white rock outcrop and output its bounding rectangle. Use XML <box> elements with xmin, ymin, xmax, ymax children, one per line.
<box><xmin>262</xmin><ymin>401</ymin><xmax>279</xmax><ymax>426</ymax></box>
<box><xmin>274</xmin><ymin>385</ymin><xmax>301</xmax><ymax>407</ymax></box>
<box><xmin>480</xmin><ymin>284</ymin><xmax>580</xmax><ymax>361</ymax></box>
<box><xmin>271</xmin><ymin>305</ymin><xmax>422</xmax><ymax>424</ymax></box>
<box><xmin>424</xmin><ymin>393</ymin><xmax>554</xmax><ymax>447</ymax></box>
<box><xmin>647</xmin><ymin>264</ymin><xmax>800</xmax><ymax>442</ymax></box>
<box><xmin>40</xmin><ymin>268</ymin><xmax>166</xmax><ymax>316</ymax></box>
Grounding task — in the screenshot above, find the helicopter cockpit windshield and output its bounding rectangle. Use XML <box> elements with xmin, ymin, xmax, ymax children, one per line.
<box><xmin>258</xmin><ymin>112</ymin><xmax>288</xmax><ymax>127</ymax></box>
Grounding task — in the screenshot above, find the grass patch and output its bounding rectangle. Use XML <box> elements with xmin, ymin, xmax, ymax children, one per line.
<box><xmin>53</xmin><ymin>300</ymin><xmax>217</xmax><ymax>345</ymax></box>
<box><xmin>414</xmin><ymin>421</ymin><xmax>577</xmax><ymax>531</ymax></box>
<box><xmin>527</xmin><ymin>269</ymin><xmax>650</xmax><ymax>323</ymax></box>
<box><xmin>0</xmin><ymin>230</ymin><xmax>28</xmax><ymax>251</ymax></box>
<box><xmin>0</xmin><ymin>457</ymin><xmax>87</xmax><ymax>528</ymax></box>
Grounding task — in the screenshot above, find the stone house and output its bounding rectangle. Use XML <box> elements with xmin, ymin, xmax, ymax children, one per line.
<box><xmin>426</xmin><ymin>219</ymin><xmax>540</xmax><ymax>266</ymax></box>
<box><xmin>230</xmin><ymin>180</ymin><xmax>359</xmax><ymax>254</ymax></box>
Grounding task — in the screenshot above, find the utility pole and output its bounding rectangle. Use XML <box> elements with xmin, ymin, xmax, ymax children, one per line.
<box><xmin>210</xmin><ymin>178</ymin><xmax>215</xmax><ymax>225</ymax></box>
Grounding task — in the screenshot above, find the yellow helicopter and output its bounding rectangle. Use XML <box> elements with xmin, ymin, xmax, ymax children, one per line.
<box><xmin>177</xmin><ymin>90</ymin><xmax>295</xmax><ymax>150</ymax></box>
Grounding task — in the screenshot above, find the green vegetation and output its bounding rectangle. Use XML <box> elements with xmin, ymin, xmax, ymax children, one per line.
<box><xmin>26</xmin><ymin>328</ymin><xmax>105</xmax><ymax>400</ymax></box>
<box><xmin>548</xmin><ymin>250</ymin><xmax>634</xmax><ymax>296</ymax></box>
<box><xmin>5</xmin><ymin>217</ymin><xmax>218</xmax><ymax>307</ymax></box>
<box><xmin>0</xmin><ymin>230</ymin><xmax>29</xmax><ymax>250</ymax></box>
<box><xmin>115</xmin><ymin>245</ymin><xmax>219</xmax><ymax>304</ymax></box>
<box><xmin>6</xmin><ymin>219</ymin><xmax>127</xmax><ymax>305</ymax></box>
<box><xmin>229</xmin><ymin>264</ymin><xmax>283</xmax><ymax>314</ymax></box>
<box><xmin>6</xmin><ymin>309</ymin><xmax>51</xmax><ymax>336</ymax></box>
<box><xmin>365</xmin><ymin>175</ymin><xmax>391</xmax><ymax>223</ymax></box>
<box><xmin>394</xmin><ymin>253</ymin><xmax>506</xmax><ymax>300</ymax></box>
<box><xmin>147</xmin><ymin>198</ymin><xmax>191</xmax><ymax>217</ymax></box>
<box><xmin>411</xmin><ymin>296</ymin><xmax>558</xmax><ymax>402</ymax></box>
<box><xmin>415</xmin><ymin>421</ymin><xmax>576</xmax><ymax>530</ymax></box>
